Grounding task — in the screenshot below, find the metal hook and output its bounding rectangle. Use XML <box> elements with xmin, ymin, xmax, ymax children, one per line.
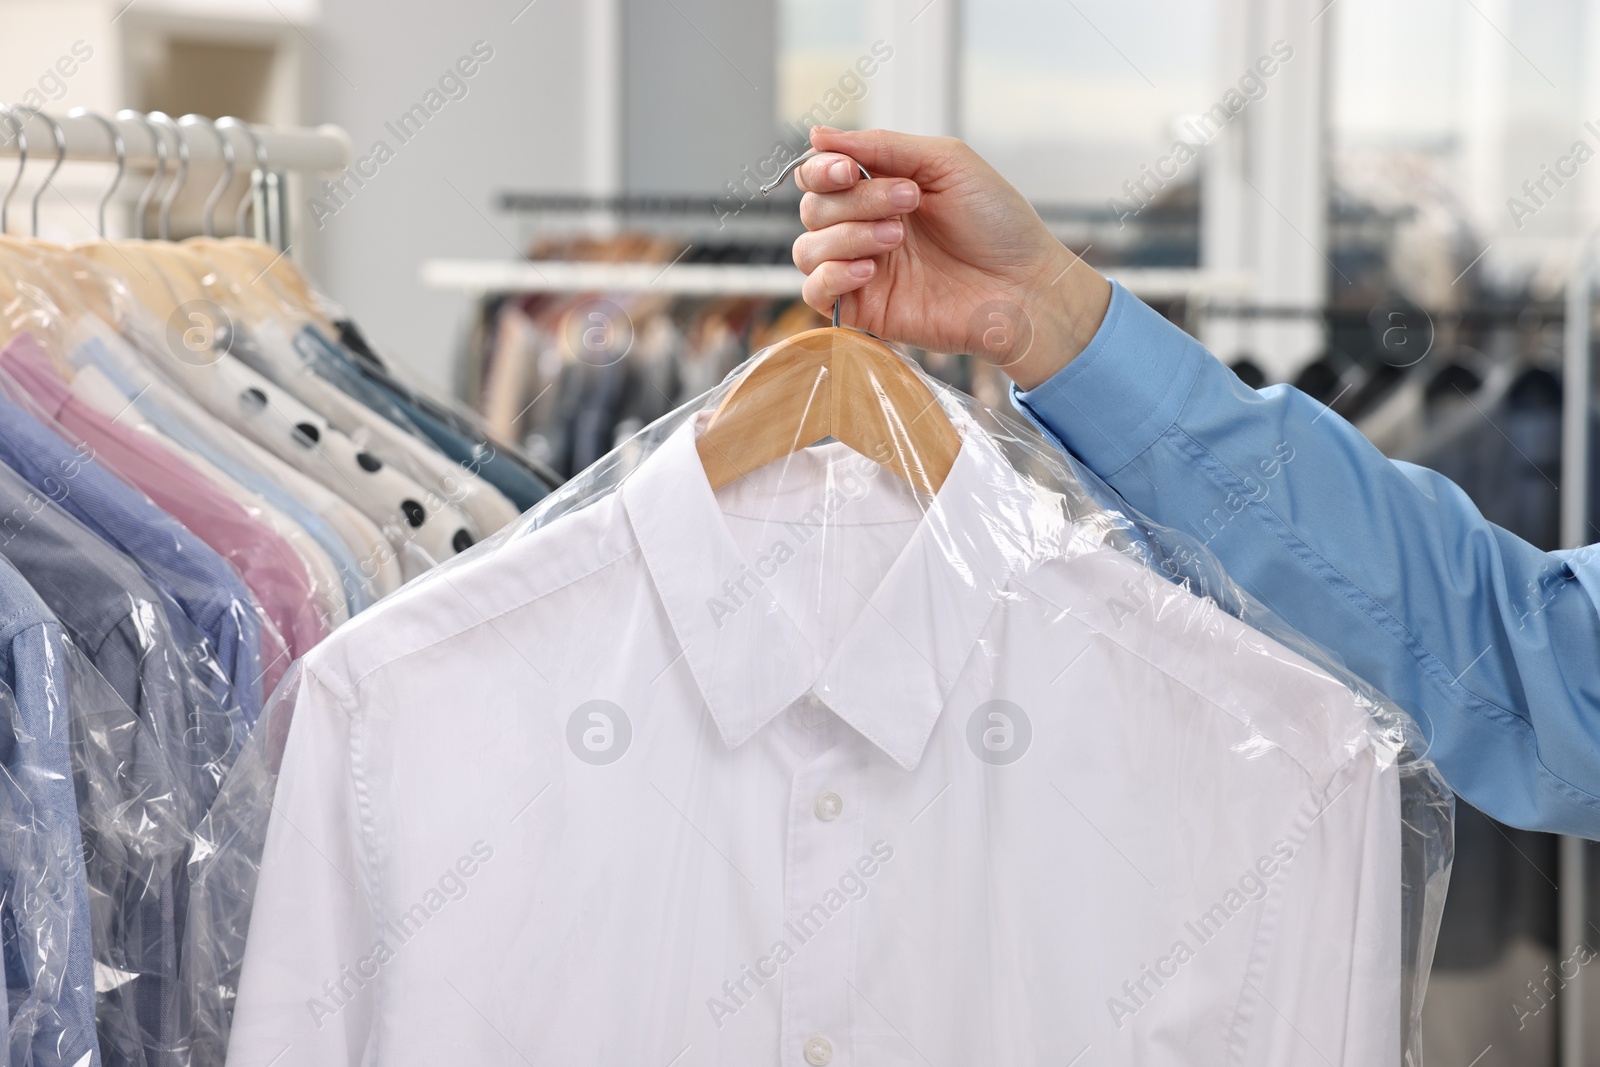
<box><xmin>760</xmin><ymin>148</ymin><xmax>870</xmax><ymax>196</ymax></box>
<box><xmin>118</xmin><ymin>109</ymin><xmax>167</xmax><ymax>240</ymax></box>
<box><xmin>68</xmin><ymin>108</ymin><xmax>125</xmax><ymax>238</ymax></box>
<box><xmin>29</xmin><ymin>110</ymin><xmax>67</xmax><ymax>237</ymax></box>
<box><xmin>0</xmin><ymin>105</ymin><xmax>29</xmax><ymax>236</ymax></box>
<box><xmin>148</xmin><ymin>111</ymin><xmax>188</xmax><ymax>240</ymax></box>
<box><xmin>216</xmin><ymin>117</ymin><xmax>265</xmax><ymax>238</ymax></box>
<box><xmin>760</xmin><ymin>149</ymin><xmax>873</xmax><ymax>327</ymax></box>
<box><xmin>181</xmin><ymin>114</ymin><xmax>234</xmax><ymax>238</ymax></box>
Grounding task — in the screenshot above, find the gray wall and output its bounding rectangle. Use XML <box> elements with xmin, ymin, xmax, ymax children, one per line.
<box><xmin>622</xmin><ymin>0</ymin><xmax>775</xmax><ymax>193</ymax></box>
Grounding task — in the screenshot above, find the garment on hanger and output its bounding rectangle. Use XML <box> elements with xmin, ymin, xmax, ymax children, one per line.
<box><xmin>0</xmin><ymin>333</ymin><xmax>269</xmax><ymax>727</ymax></box>
<box><xmin>70</xmin><ymin>323</ymin><xmax>374</xmax><ymax>620</ymax></box>
<box><xmin>0</xmin><ymin>454</ymin><xmax>235</xmax><ymax>1067</ymax></box>
<box><xmin>2</xmin><ymin>340</ymin><xmax>304</xmax><ymax>693</ymax></box>
<box><xmin>0</xmin><ymin>557</ymin><xmax>99</xmax><ymax>1067</ymax></box>
<box><xmin>1353</xmin><ymin>366</ymin><xmax>1427</xmax><ymax>456</ymax></box>
<box><xmin>0</xmin><ymin>114</ymin><xmax>575</xmax><ymax>1067</ymax></box>
<box><xmin>1401</xmin><ymin>364</ymin><xmax>1563</xmax><ymax>551</ymax></box>
<box><xmin>219</xmin><ymin>358</ymin><xmax>1451</xmax><ymax>1067</ymax></box>
<box><xmin>332</xmin><ymin>318</ymin><xmax>557</xmax><ymax>511</ymax></box>
<box><xmin>130</xmin><ymin>321</ymin><xmax>477</xmax><ymax>577</ymax></box>
<box><xmin>1394</xmin><ymin>357</ymin><xmax>1575</xmax><ymax>1059</ymax></box>
<box><xmin>246</xmin><ymin>321</ymin><xmax>519</xmax><ymax>538</ymax></box>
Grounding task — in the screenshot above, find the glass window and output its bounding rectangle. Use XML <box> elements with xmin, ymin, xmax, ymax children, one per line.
<box><xmin>777</xmin><ymin>0</ymin><xmax>874</xmax><ymax>137</ymax></box>
<box><xmin>960</xmin><ymin>0</ymin><xmax>1218</xmax><ymax>205</ymax></box>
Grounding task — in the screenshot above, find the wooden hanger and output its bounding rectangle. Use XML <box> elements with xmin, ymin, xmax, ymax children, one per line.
<box><xmin>696</xmin><ymin>325</ymin><xmax>960</xmax><ymax>494</ymax></box>
<box><xmin>695</xmin><ymin>151</ymin><xmax>960</xmax><ymax>495</ymax></box>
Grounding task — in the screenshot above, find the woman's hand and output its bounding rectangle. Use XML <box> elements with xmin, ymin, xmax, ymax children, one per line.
<box><xmin>789</xmin><ymin>126</ymin><xmax>1112</xmax><ymax>389</ymax></box>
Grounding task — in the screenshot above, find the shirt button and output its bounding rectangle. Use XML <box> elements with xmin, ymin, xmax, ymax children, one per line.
<box><xmin>813</xmin><ymin>791</ymin><xmax>843</xmax><ymax>821</ymax></box>
<box><xmin>803</xmin><ymin>1035</ymin><xmax>833</xmax><ymax>1065</ymax></box>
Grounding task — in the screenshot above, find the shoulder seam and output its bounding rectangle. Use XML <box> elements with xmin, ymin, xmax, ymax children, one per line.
<box><xmin>318</xmin><ymin>537</ymin><xmax>642</xmax><ymax>701</ymax></box>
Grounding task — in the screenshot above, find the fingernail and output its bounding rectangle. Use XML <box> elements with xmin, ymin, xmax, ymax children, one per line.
<box><xmin>813</xmin><ymin>125</ymin><xmax>840</xmax><ymax>135</ymax></box>
<box><xmin>829</xmin><ymin>160</ymin><xmax>851</xmax><ymax>184</ymax></box>
<box><xmin>848</xmin><ymin>260</ymin><xmax>875</xmax><ymax>278</ymax></box>
<box><xmin>873</xmin><ymin>219</ymin><xmax>903</xmax><ymax>243</ymax></box>
<box><xmin>889</xmin><ymin>182</ymin><xmax>919</xmax><ymax>209</ymax></box>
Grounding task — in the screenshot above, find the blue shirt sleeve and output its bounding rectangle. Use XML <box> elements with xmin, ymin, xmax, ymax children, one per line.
<box><xmin>1012</xmin><ymin>280</ymin><xmax>1600</xmax><ymax>837</ymax></box>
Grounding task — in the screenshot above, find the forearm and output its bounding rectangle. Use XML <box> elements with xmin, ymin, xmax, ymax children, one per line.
<box><xmin>1010</xmin><ymin>281</ymin><xmax>1600</xmax><ymax>836</ymax></box>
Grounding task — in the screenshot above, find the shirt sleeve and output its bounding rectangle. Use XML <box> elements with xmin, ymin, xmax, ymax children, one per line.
<box><xmin>227</xmin><ymin>667</ymin><xmax>376</xmax><ymax>1067</ymax></box>
<box><xmin>1011</xmin><ymin>281</ymin><xmax>1600</xmax><ymax>837</ymax></box>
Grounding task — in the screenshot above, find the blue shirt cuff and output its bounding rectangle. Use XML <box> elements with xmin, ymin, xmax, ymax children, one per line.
<box><xmin>1011</xmin><ymin>279</ymin><xmax>1208</xmax><ymax>476</ymax></box>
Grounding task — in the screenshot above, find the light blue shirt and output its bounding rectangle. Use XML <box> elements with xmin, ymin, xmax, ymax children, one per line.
<box><xmin>1013</xmin><ymin>281</ymin><xmax>1600</xmax><ymax>838</ymax></box>
<box><xmin>0</xmin><ymin>558</ymin><xmax>100</xmax><ymax>1067</ymax></box>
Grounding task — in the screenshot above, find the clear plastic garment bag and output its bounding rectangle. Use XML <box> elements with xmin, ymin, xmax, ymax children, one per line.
<box><xmin>205</xmin><ymin>322</ymin><xmax>1453</xmax><ymax>1067</ymax></box>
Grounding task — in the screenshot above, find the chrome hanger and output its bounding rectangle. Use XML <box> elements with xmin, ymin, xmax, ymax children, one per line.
<box><xmin>761</xmin><ymin>148</ymin><xmax>872</xmax><ymax>328</ymax></box>
<box><xmin>216</xmin><ymin>116</ymin><xmax>265</xmax><ymax>238</ymax></box>
<box><xmin>29</xmin><ymin>110</ymin><xmax>67</xmax><ymax>237</ymax></box>
<box><xmin>118</xmin><ymin>109</ymin><xmax>167</xmax><ymax>240</ymax></box>
<box><xmin>181</xmin><ymin>113</ymin><xmax>234</xmax><ymax>238</ymax></box>
<box><xmin>0</xmin><ymin>105</ymin><xmax>28</xmax><ymax>235</ymax></box>
<box><xmin>148</xmin><ymin>111</ymin><xmax>188</xmax><ymax>240</ymax></box>
<box><xmin>68</xmin><ymin>108</ymin><xmax>125</xmax><ymax>238</ymax></box>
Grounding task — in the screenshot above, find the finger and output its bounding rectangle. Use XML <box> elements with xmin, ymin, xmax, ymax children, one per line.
<box><xmin>801</xmin><ymin>258</ymin><xmax>876</xmax><ymax>316</ymax></box>
<box><xmin>798</xmin><ymin>178</ymin><xmax>920</xmax><ymax>230</ymax></box>
<box><xmin>793</xmin><ymin>151</ymin><xmax>865</xmax><ymax>194</ymax></box>
<box><xmin>809</xmin><ymin>125</ymin><xmax>962</xmax><ymax>184</ymax></box>
<box><xmin>792</xmin><ymin>219</ymin><xmax>905</xmax><ymax>274</ymax></box>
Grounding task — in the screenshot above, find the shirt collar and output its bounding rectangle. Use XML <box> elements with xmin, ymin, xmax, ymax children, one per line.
<box><xmin>621</xmin><ymin>410</ymin><xmax>1061</xmax><ymax>770</ymax></box>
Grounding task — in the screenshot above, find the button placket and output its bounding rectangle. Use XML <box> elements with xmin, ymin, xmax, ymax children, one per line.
<box><xmin>780</xmin><ymin>732</ymin><xmax>861</xmax><ymax>1066</ymax></box>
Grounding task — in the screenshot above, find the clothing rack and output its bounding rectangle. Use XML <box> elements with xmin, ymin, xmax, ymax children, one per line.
<box><xmin>423</xmin><ymin>187</ymin><xmax>1215</xmax><ymax>299</ymax></box>
<box><xmin>420</xmin><ymin>258</ymin><xmax>1253</xmax><ymax>304</ymax></box>
<box><xmin>0</xmin><ymin>113</ymin><xmax>350</xmax><ymax>172</ymax></box>
<box><xmin>1558</xmin><ymin>238</ymin><xmax>1597</xmax><ymax>1067</ymax></box>
<box><xmin>493</xmin><ymin>190</ymin><xmax>1198</xmax><ymax>227</ymax></box>
<box><xmin>0</xmin><ymin>108</ymin><xmax>352</xmax><ymax>250</ymax></box>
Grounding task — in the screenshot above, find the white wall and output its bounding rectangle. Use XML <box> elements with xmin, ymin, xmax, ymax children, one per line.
<box><xmin>308</xmin><ymin>0</ymin><xmax>787</xmax><ymax>394</ymax></box>
<box><xmin>305</xmin><ymin>0</ymin><xmax>594</xmax><ymax>393</ymax></box>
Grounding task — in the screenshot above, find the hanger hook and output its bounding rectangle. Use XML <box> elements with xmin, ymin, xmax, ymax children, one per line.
<box><xmin>0</xmin><ymin>105</ymin><xmax>29</xmax><ymax>236</ymax></box>
<box><xmin>761</xmin><ymin>149</ymin><xmax>872</xmax><ymax>328</ymax></box>
<box><xmin>148</xmin><ymin>111</ymin><xmax>188</xmax><ymax>240</ymax></box>
<box><xmin>181</xmin><ymin>113</ymin><xmax>234</xmax><ymax>238</ymax></box>
<box><xmin>118</xmin><ymin>109</ymin><xmax>167</xmax><ymax>240</ymax></box>
<box><xmin>216</xmin><ymin>116</ymin><xmax>265</xmax><ymax>238</ymax></box>
<box><xmin>68</xmin><ymin>108</ymin><xmax>125</xmax><ymax>238</ymax></box>
<box><xmin>760</xmin><ymin>148</ymin><xmax>870</xmax><ymax>195</ymax></box>
<box><xmin>28</xmin><ymin>110</ymin><xmax>67</xmax><ymax>238</ymax></box>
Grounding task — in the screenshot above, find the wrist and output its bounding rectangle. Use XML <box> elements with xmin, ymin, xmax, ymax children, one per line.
<box><xmin>1006</xmin><ymin>244</ymin><xmax>1111</xmax><ymax>391</ymax></box>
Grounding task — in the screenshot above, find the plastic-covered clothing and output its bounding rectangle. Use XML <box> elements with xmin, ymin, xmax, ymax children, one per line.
<box><xmin>207</xmin><ymin>339</ymin><xmax>1451</xmax><ymax>1066</ymax></box>
<box><xmin>2</xmin><ymin>337</ymin><xmax>302</xmax><ymax>696</ymax></box>
<box><xmin>0</xmin><ymin>556</ymin><xmax>99</xmax><ymax>1067</ymax></box>
<box><xmin>0</xmin><ymin>333</ymin><xmax>267</xmax><ymax>728</ymax></box>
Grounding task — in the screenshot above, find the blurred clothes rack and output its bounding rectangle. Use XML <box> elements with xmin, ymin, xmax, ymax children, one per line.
<box><xmin>1192</xmin><ymin>293</ymin><xmax>1599</xmax><ymax>1062</ymax></box>
<box><xmin>449</xmin><ymin>232</ymin><xmax>1016</xmax><ymax>480</ymax></box>
<box><xmin>0</xmin><ymin>105</ymin><xmax>558</xmax><ymax>1067</ymax></box>
<box><xmin>432</xmin><ymin>191</ymin><xmax>1249</xmax><ymax>480</ymax></box>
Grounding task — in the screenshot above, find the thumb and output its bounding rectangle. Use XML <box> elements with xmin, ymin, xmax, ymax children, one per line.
<box><xmin>808</xmin><ymin>126</ymin><xmax>960</xmax><ymax>184</ymax></box>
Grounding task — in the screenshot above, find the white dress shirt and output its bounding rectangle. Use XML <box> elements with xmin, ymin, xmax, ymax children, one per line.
<box><xmin>227</xmin><ymin>413</ymin><xmax>1402</xmax><ymax>1067</ymax></box>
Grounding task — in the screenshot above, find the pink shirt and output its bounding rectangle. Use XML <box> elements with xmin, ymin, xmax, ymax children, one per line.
<box><xmin>1</xmin><ymin>334</ymin><xmax>325</xmax><ymax>680</ymax></box>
